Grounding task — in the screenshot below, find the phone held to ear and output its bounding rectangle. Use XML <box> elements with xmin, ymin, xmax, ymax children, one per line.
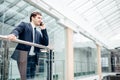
<box><xmin>40</xmin><ymin>22</ymin><xmax>44</xmax><ymax>26</ymax></box>
<box><xmin>40</xmin><ymin>22</ymin><xmax>45</xmax><ymax>29</ymax></box>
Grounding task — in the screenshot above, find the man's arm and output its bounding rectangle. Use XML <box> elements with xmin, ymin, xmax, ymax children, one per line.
<box><xmin>41</xmin><ymin>29</ymin><xmax>49</xmax><ymax>46</ymax></box>
<box><xmin>39</xmin><ymin>23</ymin><xmax>49</xmax><ymax>46</ymax></box>
<box><xmin>7</xmin><ymin>22</ymin><xmax>25</xmax><ymax>40</ymax></box>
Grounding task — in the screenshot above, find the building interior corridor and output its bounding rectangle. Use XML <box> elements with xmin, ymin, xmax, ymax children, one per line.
<box><xmin>0</xmin><ymin>0</ymin><xmax>120</xmax><ymax>80</ymax></box>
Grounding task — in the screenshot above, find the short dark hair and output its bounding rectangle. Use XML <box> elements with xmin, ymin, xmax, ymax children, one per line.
<box><xmin>30</xmin><ymin>11</ymin><xmax>42</xmax><ymax>22</ymax></box>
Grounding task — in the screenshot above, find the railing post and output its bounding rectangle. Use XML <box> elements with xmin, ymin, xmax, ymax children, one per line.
<box><xmin>50</xmin><ymin>50</ymin><xmax>53</xmax><ymax>80</ymax></box>
<box><xmin>1</xmin><ymin>41</ymin><xmax>9</xmax><ymax>80</ymax></box>
<box><xmin>47</xmin><ymin>49</ymin><xmax>53</xmax><ymax>80</ymax></box>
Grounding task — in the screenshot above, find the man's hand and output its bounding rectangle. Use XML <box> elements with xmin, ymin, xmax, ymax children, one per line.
<box><xmin>7</xmin><ymin>34</ymin><xmax>17</xmax><ymax>41</ymax></box>
<box><xmin>40</xmin><ymin>23</ymin><xmax>46</xmax><ymax>30</ymax></box>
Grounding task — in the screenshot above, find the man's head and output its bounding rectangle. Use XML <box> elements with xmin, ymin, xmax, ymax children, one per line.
<box><xmin>30</xmin><ymin>11</ymin><xmax>42</xmax><ymax>26</ymax></box>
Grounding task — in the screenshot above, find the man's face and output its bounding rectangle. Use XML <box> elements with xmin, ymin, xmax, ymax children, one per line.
<box><xmin>32</xmin><ymin>14</ymin><xmax>42</xmax><ymax>26</ymax></box>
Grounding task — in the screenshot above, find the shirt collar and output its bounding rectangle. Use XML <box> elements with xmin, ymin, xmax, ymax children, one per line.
<box><xmin>30</xmin><ymin>22</ymin><xmax>36</xmax><ymax>28</ymax></box>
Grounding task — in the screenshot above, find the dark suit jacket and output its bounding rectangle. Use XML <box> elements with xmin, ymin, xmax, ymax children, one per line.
<box><xmin>11</xmin><ymin>22</ymin><xmax>49</xmax><ymax>52</ymax></box>
<box><xmin>11</xmin><ymin>22</ymin><xmax>49</xmax><ymax>64</ymax></box>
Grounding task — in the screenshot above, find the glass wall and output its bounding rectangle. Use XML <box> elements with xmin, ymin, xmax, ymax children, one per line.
<box><xmin>101</xmin><ymin>47</ymin><xmax>111</xmax><ymax>73</ymax></box>
<box><xmin>0</xmin><ymin>0</ymin><xmax>66</xmax><ymax>80</ymax></box>
<box><xmin>73</xmin><ymin>33</ymin><xmax>97</xmax><ymax>78</ymax></box>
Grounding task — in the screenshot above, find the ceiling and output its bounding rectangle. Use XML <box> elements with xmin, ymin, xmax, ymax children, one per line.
<box><xmin>37</xmin><ymin>0</ymin><xmax>120</xmax><ymax>49</ymax></box>
<box><xmin>0</xmin><ymin>0</ymin><xmax>55</xmax><ymax>27</ymax></box>
<box><xmin>0</xmin><ymin>0</ymin><xmax>65</xmax><ymax>47</ymax></box>
<box><xmin>1</xmin><ymin>0</ymin><xmax>120</xmax><ymax>49</ymax></box>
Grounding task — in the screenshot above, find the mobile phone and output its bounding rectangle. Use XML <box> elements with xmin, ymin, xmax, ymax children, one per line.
<box><xmin>40</xmin><ymin>22</ymin><xmax>44</xmax><ymax>26</ymax></box>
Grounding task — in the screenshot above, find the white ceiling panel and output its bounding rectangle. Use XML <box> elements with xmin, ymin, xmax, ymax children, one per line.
<box><xmin>109</xmin><ymin>19</ymin><xmax>120</xmax><ymax>25</ymax></box>
<box><xmin>96</xmin><ymin>0</ymin><xmax>114</xmax><ymax>9</ymax></box>
<box><xmin>100</xmin><ymin>2</ymin><xmax>117</xmax><ymax>16</ymax></box>
<box><xmin>67</xmin><ymin>0</ymin><xmax>89</xmax><ymax>7</ymax></box>
<box><xmin>115</xmin><ymin>0</ymin><xmax>120</xmax><ymax>4</ymax></box>
<box><xmin>75</xmin><ymin>1</ymin><xmax>94</xmax><ymax>14</ymax></box>
<box><xmin>105</xmin><ymin>11</ymin><xmax>119</xmax><ymax>22</ymax></box>
<box><xmin>92</xmin><ymin>0</ymin><xmax>104</xmax><ymax>5</ymax></box>
<box><xmin>83</xmin><ymin>8</ymin><xmax>103</xmax><ymax>25</ymax></box>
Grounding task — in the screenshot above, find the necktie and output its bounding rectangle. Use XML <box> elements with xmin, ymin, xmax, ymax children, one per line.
<box><xmin>34</xmin><ymin>28</ymin><xmax>36</xmax><ymax>42</ymax></box>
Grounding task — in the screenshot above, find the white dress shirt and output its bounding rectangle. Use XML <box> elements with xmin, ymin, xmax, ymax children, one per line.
<box><xmin>29</xmin><ymin>22</ymin><xmax>36</xmax><ymax>55</ymax></box>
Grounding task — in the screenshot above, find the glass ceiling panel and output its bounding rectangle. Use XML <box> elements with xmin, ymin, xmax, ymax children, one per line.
<box><xmin>101</xmin><ymin>7</ymin><xmax>118</xmax><ymax>18</ymax></box>
<box><xmin>4</xmin><ymin>10</ymin><xmax>17</xmax><ymax>20</ymax></box>
<box><xmin>24</xmin><ymin>6</ymin><xmax>36</xmax><ymax>13</ymax></box>
<box><xmin>109</xmin><ymin>24</ymin><xmax>120</xmax><ymax>32</ymax></box>
<box><xmin>1</xmin><ymin>1</ymin><xmax>9</xmax><ymax>6</ymax></box>
<box><xmin>31</xmin><ymin>0</ymin><xmax>50</xmax><ymax>10</ymax></box>
<box><xmin>0</xmin><ymin>0</ymin><xmax>4</xmax><ymax>4</ymax></box>
<box><xmin>75</xmin><ymin>1</ymin><xmax>94</xmax><ymax>14</ymax></box>
<box><xmin>98</xmin><ymin>26</ymin><xmax>118</xmax><ymax>38</ymax></box>
<box><xmin>109</xmin><ymin>25</ymin><xmax>120</xmax><ymax>33</ymax></box>
<box><xmin>0</xmin><ymin>0</ymin><xmax>56</xmax><ymax>29</ymax></box>
<box><xmin>94</xmin><ymin>20</ymin><xmax>108</xmax><ymax>31</ymax></box>
<box><xmin>6</xmin><ymin>0</ymin><xmax>17</xmax><ymax>3</ymax></box>
<box><xmin>16</xmin><ymin>0</ymin><xmax>27</xmax><ymax>7</ymax></box>
<box><xmin>35</xmin><ymin>0</ymin><xmax>120</xmax><ymax>48</ymax></box>
<box><xmin>116</xmin><ymin>0</ymin><xmax>120</xmax><ymax>4</ymax></box>
<box><xmin>84</xmin><ymin>8</ymin><xmax>102</xmax><ymax>25</ymax></box>
<box><xmin>92</xmin><ymin>0</ymin><xmax>103</xmax><ymax>5</ymax></box>
<box><xmin>118</xmin><ymin>4</ymin><xmax>120</xmax><ymax>8</ymax></box>
<box><xmin>105</xmin><ymin>11</ymin><xmax>119</xmax><ymax>21</ymax></box>
<box><xmin>0</xmin><ymin>16</ymin><xmax>3</xmax><ymax>22</ymax></box>
<box><xmin>20</xmin><ymin>10</ymin><xmax>28</xmax><ymax>16</ymax></box>
<box><xmin>67</xmin><ymin>0</ymin><xmax>89</xmax><ymax>10</ymax></box>
<box><xmin>10</xmin><ymin>6</ymin><xmax>19</xmax><ymax>11</ymax></box>
<box><xmin>96</xmin><ymin>22</ymin><xmax>119</xmax><ymax>38</ymax></box>
<box><xmin>105</xmin><ymin>31</ymin><xmax>117</xmax><ymax>39</ymax></box>
<box><xmin>96</xmin><ymin>0</ymin><xmax>114</xmax><ymax>9</ymax></box>
<box><xmin>67</xmin><ymin>0</ymin><xmax>88</xmax><ymax>6</ymax></box>
<box><xmin>13</xmin><ymin>13</ymin><xmax>25</xmax><ymax>20</ymax></box>
<box><xmin>114</xmin><ymin>26</ymin><xmax>120</xmax><ymax>34</ymax></box>
<box><xmin>5</xmin><ymin>19</ymin><xmax>15</xmax><ymax>25</ymax></box>
<box><xmin>109</xmin><ymin>19</ymin><xmax>120</xmax><ymax>26</ymax></box>
<box><xmin>100</xmin><ymin>6</ymin><xmax>117</xmax><ymax>14</ymax></box>
<box><xmin>98</xmin><ymin>26</ymin><xmax>113</xmax><ymax>35</ymax></box>
<box><xmin>92</xmin><ymin>11</ymin><xmax>119</xmax><ymax>26</ymax></box>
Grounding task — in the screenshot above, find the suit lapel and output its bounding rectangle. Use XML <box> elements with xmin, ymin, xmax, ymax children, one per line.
<box><xmin>28</xmin><ymin>23</ymin><xmax>34</xmax><ymax>42</ymax></box>
<box><xmin>29</xmin><ymin>23</ymin><xmax>33</xmax><ymax>33</ymax></box>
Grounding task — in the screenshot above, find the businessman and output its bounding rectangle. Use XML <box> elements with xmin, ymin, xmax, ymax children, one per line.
<box><xmin>7</xmin><ymin>11</ymin><xmax>49</xmax><ymax>80</ymax></box>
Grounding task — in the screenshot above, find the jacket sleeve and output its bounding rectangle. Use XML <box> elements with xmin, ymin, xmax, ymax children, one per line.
<box><xmin>40</xmin><ymin>29</ymin><xmax>49</xmax><ymax>46</ymax></box>
<box><xmin>10</xmin><ymin>22</ymin><xmax>25</xmax><ymax>37</ymax></box>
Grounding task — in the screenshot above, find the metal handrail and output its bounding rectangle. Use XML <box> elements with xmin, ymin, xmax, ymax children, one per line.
<box><xmin>0</xmin><ymin>35</ymin><xmax>51</xmax><ymax>50</ymax></box>
<box><xmin>0</xmin><ymin>35</ymin><xmax>53</xmax><ymax>80</ymax></box>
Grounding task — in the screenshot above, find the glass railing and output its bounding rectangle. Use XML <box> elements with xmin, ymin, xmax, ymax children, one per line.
<box><xmin>102</xmin><ymin>63</ymin><xmax>120</xmax><ymax>80</ymax></box>
<box><xmin>53</xmin><ymin>60</ymin><xmax>65</xmax><ymax>80</ymax></box>
<box><xmin>0</xmin><ymin>35</ymin><xmax>54</xmax><ymax>80</ymax></box>
<box><xmin>74</xmin><ymin>61</ymin><xmax>97</xmax><ymax>77</ymax></box>
<box><xmin>102</xmin><ymin>63</ymin><xmax>120</xmax><ymax>73</ymax></box>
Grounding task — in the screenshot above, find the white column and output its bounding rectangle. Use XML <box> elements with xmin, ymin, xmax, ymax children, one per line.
<box><xmin>66</xmin><ymin>28</ymin><xmax>74</xmax><ymax>80</ymax></box>
<box><xmin>96</xmin><ymin>44</ymin><xmax>102</xmax><ymax>80</ymax></box>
